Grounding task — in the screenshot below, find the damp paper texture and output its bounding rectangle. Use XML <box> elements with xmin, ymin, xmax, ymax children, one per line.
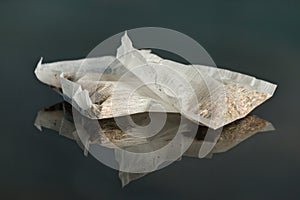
<box><xmin>35</xmin><ymin>32</ymin><xmax>277</xmax><ymax>129</ymax></box>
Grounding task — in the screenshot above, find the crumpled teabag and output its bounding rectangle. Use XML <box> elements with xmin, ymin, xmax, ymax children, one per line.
<box><xmin>35</xmin><ymin>32</ymin><xmax>277</xmax><ymax>129</ymax></box>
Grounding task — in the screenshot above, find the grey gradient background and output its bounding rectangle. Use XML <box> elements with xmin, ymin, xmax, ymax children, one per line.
<box><xmin>1</xmin><ymin>0</ymin><xmax>299</xmax><ymax>199</ymax></box>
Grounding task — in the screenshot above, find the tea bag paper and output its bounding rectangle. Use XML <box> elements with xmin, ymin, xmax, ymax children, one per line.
<box><xmin>35</xmin><ymin>32</ymin><xmax>277</xmax><ymax>129</ymax></box>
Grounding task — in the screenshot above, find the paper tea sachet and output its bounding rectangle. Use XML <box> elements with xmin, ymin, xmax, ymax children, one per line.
<box><xmin>35</xmin><ymin>32</ymin><xmax>277</xmax><ymax>129</ymax></box>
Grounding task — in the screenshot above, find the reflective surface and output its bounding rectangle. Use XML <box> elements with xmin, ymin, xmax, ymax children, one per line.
<box><xmin>1</xmin><ymin>0</ymin><xmax>300</xmax><ymax>199</ymax></box>
<box><xmin>35</xmin><ymin>101</ymin><xmax>274</xmax><ymax>186</ymax></box>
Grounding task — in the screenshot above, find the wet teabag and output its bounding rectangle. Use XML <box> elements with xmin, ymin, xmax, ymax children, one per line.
<box><xmin>35</xmin><ymin>32</ymin><xmax>277</xmax><ymax>129</ymax></box>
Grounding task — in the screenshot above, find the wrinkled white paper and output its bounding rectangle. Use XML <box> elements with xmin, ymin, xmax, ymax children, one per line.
<box><xmin>35</xmin><ymin>32</ymin><xmax>277</xmax><ymax>129</ymax></box>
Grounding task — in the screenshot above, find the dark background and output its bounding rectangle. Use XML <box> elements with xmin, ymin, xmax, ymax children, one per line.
<box><xmin>1</xmin><ymin>0</ymin><xmax>299</xmax><ymax>199</ymax></box>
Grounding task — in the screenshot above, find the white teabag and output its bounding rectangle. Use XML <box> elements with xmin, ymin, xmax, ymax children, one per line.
<box><xmin>35</xmin><ymin>32</ymin><xmax>277</xmax><ymax>129</ymax></box>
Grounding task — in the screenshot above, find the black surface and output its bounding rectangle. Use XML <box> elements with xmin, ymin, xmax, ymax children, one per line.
<box><xmin>1</xmin><ymin>0</ymin><xmax>299</xmax><ymax>199</ymax></box>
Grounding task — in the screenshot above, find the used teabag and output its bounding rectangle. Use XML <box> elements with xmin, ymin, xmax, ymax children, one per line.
<box><xmin>35</xmin><ymin>32</ymin><xmax>277</xmax><ymax>129</ymax></box>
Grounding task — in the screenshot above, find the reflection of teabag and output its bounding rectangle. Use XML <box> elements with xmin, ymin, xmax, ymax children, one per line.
<box><xmin>184</xmin><ymin>115</ymin><xmax>274</xmax><ymax>157</ymax></box>
<box><xmin>36</xmin><ymin>101</ymin><xmax>198</xmax><ymax>173</ymax></box>
<box><xmin>35</xmin><ymin>32</ymin><xmax>277</xmax><ymax>129</ymax></box>
<box><xmin>35</xmin><ymin>102</ymin><xmax>274</xmax><ymax>186</ymax></box>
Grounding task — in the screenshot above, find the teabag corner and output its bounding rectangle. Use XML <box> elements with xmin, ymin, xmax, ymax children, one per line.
<box><xmin>34</xmin><ymin>31</ymin><xmax>277</xmax><ymax>129</ymax></box>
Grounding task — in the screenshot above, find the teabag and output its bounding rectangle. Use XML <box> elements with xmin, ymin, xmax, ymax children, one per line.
<box><xmin>114</xmin><ymin>34</ymin><xmax>276</xmax><ymax>128</ymax></box>
<box><xmin>35</xmin><ymin>32</ymin><xmax>277</xmax><ymax>129</ymax></box>
<box><xmin>59</xmin><ymin>53</ymin><xmax>177</xmax><ymax>120</ymax></box>
<box><xmin>35</xmin><ymin>56</ymin><xmax>116</xmax><ymax>88</ymax></box>
<box><xmin>111</xmin><ymin>33</ymin><xmax>231</xmax><ymax>128</ymax></box>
